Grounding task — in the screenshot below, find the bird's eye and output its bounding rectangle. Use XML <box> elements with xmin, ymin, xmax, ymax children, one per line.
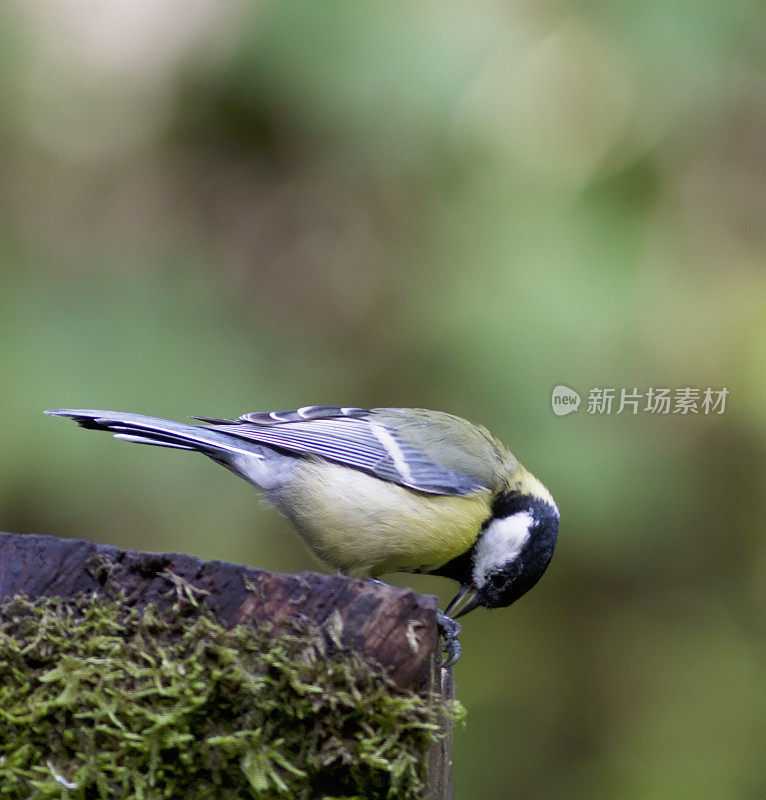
<box><xmin>491</xmin><ymin>573</ymin><xmax>505</xmax><ymax>588</ymax></box>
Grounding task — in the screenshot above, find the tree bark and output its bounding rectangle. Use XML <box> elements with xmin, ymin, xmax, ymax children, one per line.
<box><xmin>0</xmin><ymin>531</ymin><xmax>454</xmax><ymax>799</ymax></box>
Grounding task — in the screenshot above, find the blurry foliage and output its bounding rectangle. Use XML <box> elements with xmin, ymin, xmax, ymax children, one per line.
<box><xmin>0</xmin><ymin>2</ymin><xmax>765</xmax><ymax>799</ymax></box>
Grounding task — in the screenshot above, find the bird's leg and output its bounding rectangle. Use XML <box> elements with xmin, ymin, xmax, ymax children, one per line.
<box><xmin>436</xmin><ymin>610</ymin><xmax>462</xmax><ymax>668</ymax></box>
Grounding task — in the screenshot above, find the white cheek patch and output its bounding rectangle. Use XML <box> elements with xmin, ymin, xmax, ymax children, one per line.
<box><xmin>473</xmin><ymin>511</ymin><xmax>533</xmax><ymax>587</ymax></box>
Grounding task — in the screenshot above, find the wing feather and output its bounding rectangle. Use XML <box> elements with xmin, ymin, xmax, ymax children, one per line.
<box><xmin>210</xmin><ymin>412</ymin><xmax>486</xmax><ymax>495</ymax></box>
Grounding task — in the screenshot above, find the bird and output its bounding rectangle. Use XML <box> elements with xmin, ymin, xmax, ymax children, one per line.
<box><xmin>45</xmin><ymin>406</ymin><xmax>559</xmax><ymax>665</ymax></box>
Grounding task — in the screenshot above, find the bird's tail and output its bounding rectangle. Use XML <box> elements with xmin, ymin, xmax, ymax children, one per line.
<box><xmin>44</xmin><ymin>409</ymin><xmax>258</xmax><ymax>459</ymax></box>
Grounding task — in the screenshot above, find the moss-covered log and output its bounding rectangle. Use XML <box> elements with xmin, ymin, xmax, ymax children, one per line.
<box><xmin>0</xmin><ymin>532</ymin><xmax>461</xmax><ymax>800</ymax></box>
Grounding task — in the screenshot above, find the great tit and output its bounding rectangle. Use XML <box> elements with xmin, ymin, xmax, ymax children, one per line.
<box><xmin>45</xmin><ymin>406</ymin><xmax>559</xmax><ymax>665</ymax></box>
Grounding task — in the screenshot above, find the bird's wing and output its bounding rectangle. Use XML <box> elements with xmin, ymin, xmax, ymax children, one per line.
<box><xmin>202</xmin><ymin>406</ymin><xmax>488</xmax><ymax>496</ymax></box>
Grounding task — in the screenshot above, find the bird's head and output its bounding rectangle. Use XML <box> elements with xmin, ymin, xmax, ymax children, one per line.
<box><xmin>445</xmin><ymin>489</ymin><xmax>559</xmax><ymax>618</ymax></box>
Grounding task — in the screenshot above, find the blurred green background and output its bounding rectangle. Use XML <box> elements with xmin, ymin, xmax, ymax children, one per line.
<box><xmin>2</xmin><ymin>2</ymin><xmax>765</xmax><ymax>798</ymax></box>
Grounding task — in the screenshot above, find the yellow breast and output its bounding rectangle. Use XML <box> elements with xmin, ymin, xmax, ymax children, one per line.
<box><xmin>278</xmin><ymin>460</ymin><xmax>491</xmax><ymax>577</ymax></box>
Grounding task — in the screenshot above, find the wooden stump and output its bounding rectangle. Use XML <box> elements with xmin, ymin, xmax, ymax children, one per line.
<box><xmin>0</xmin><ymin>531</ymin><xmax>455</xmax><ymax>799</ymax></box>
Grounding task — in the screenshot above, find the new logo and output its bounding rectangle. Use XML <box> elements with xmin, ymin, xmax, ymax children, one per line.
<box><xmin>551</xmin><ymin>385</ymin><xmax>581</xmax><ymax>416</ymax></box>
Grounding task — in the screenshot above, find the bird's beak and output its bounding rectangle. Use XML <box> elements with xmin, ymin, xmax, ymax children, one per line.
<box><xmin>445</xmin><ymin>584</ymin><xmax>481</xmax><ymax>619</ymax></box>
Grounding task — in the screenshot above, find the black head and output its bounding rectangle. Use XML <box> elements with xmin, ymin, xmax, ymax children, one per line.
<box><xmin>473</xmin><ymin>494</ymin><xmax>559</xmax><ymax>610</ymax></box>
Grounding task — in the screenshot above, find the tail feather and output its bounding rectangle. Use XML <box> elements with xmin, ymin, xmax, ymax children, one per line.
<box><xmin>111</xmin><ymin>433</ymin><xmax>195</xmax><ymax>450</ymax></box>
<box><xmin>44</xmin><ymin>409</ymin><xmax>260</xmax><ymax>459</ymax></box>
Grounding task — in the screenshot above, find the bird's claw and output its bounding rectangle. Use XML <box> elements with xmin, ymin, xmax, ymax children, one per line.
<box><xmin>367</xmin><ymin>579</ymin><xmax>462</xmax><ymax>666</ymax></box>
<box><xmin>437</xmin><ymin>609</ymin><xmax>462</xmax><ymax>667</ymax></box>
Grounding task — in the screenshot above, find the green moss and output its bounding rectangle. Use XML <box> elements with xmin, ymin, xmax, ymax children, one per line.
<box><xmin>0</xmin><ymin>577</ymin><xmax>463</xmax><ymax>800</ymax></box>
